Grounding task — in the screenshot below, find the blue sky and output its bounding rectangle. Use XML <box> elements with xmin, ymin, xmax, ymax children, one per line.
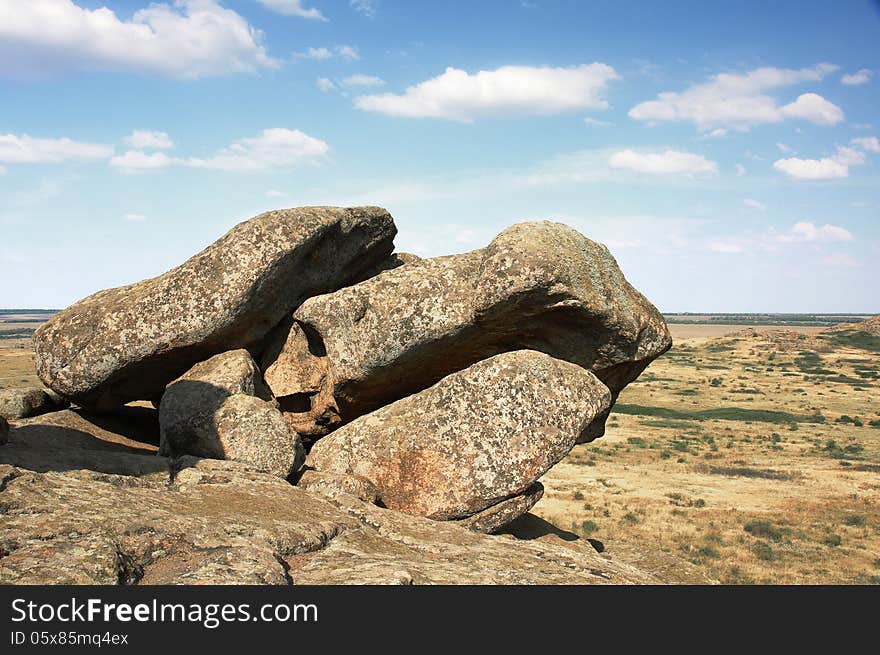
<box><xmin>1</xmin><ymin>0</ymin><xmax>878</xmax><ymax>311</ymax></box>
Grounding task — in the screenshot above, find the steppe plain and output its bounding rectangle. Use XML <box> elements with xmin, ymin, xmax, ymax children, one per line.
<box><xmin>2</xmin><ymin>311</ymin><xmax>878</xmax><ymax>584</ymax></box>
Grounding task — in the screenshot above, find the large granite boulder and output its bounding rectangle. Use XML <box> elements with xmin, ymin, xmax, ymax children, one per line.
<box><xmin>159</xmin><ymin>350</ymin><xmax>303</xmax><ymax>478</ymax></box>
<box><xmin>0</xmin><ymin>386</ymin><xmax>69</xmax><ymax>420</ymax></box>
<box><xmin>262</xmin><ymin>221</ymin><xmax>670</xmax><ymax>440</ymax></box>
<box><xmin>308</xmin><ymin>350</ymin><xmax>611</xmax><ymax>523</ymax></box>
<box><xmin>33</xmin><ymin>206</ymin><xmax>397</xmax><ymax>411</ymax></box>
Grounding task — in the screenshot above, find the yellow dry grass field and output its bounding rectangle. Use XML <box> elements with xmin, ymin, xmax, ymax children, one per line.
<box><xmin>2</xmin><ymin>314</ymin><xmax>877</xmax><ymax>585</ymax></box>
<box><xmin>537</xmin><ymin>324</ymin><xmax>880</xmax><ymax>584</ymax></box>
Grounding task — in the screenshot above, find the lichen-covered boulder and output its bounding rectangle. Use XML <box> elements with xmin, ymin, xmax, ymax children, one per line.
<box><xmin>263</xmin><ymin>221</ymin><xmax>669</xmax><ymax>440</ymax></box>
<box><xmin>159</xmin><ymin>350</ymin><xmax>303</xmax><ymax>478</ymax></box>
<box><xmin>33</xmin><ymin>206</ymin><xmax>397</xmax><ymax>411</ymax></box>
<box><xmin>308</xmin><ymin>350</ymin><xmax>611</xmax><ymax>524</ymax></box>
<box><xmin>0</xmin><ymin>386</ymin><xmax>69</xmax><ymax>420</ymax></box>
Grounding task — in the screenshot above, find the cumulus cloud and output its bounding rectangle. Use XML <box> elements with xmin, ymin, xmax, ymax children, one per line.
<box><xmin>316</xmin><ymin>77</ymin><xmax>336</xmax><ymax>93</ymax></box>
<box><xmin>124</xmin><ymin>130</ymin><xmax>173</xmax><ymax>150</ymax></box>
<box><xmin>295</xmin><ymin>44</ymin><xmax>360</xmax><ymax>61</ymax></box>
<box><xmin>257</xmin><ymin>0</ymin><xmax>326</xmax><ymax>20</ymax></box>
<box><xmin>354</xmin><ymin>63</ymin><xmax>619</xmax><ymax>121</ymax></box>
<box><xmin>0</xmin><ymin>0</ymin><xmax>277</xmax><ymax>79</ymax></box>
<box><xmin>608</xmin><ymin>149</ymin><xmax>717</xmax><ymax>176</ymax></box>
<box><xmin>628</xmin><ymin>63</ymin><xmax>842</xmax><ymax>131</ymax></box>
<box><xmin>841</xmin><ymin>69</ymin><xmax>872</xmax><ymax>85</ymax></box>
<box><xmin>111</xmin><ymin>128</ymin><xmax>328</xmax><ymax>173</ymax></box>
<box><xmin>852</xmin><ymin>136</ymin><xmax>880</xmax><ymax>153</ymax></box>
<box><xmin>773</xmin><ymin>145</ymin><xmax>867</xmax><ymax>180</ymax></box>
<box><xmin>779</xmin><ymin>221</ymin><xmax>853</xmax><ymax>243</ymax></box>
<box><xmin>0</xmin><ymin>133</ymin><xmax>113</xmax><ymax>165</ymax></box>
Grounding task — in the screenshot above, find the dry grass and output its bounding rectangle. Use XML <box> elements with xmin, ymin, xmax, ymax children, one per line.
<box><xmin>537</xmin><ymin>328</ymin><xmax>880</xmax><ymax>585</ymax></box>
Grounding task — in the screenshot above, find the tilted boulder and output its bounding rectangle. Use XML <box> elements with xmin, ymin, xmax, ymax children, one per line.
<box><xmin>263</xmin><ymin>221</ymin><xmax>670</xmax><ymax>440</ymax></box>
<box><xmin>0</xmin><ymin>386</ymin><xmax>69</xmax><ymax>420</ymax></box>
<box><xmin>308</xmin><ymin>350</ymin><xmax>611</xmax><ymax>524</ymax></box>
<box><xmin>159</xmin><ymin>350</ymin><xmax>303</xmax><ymax>478</ymax></box>
<box><xmin>456</xmin><ymin>482</ymin><xmax>545</xmax><ymax>534</ymax></box>
<box><xmin>33</xmin><ymin>206</ymin><xmax>397</xmax><ymax>411</ymax></box>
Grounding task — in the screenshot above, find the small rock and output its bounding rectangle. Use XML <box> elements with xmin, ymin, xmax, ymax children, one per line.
<box><xmin>0</xmin><ymin>386</ymin><xmax>69</xmax><ymax>420</ymax></box>
<box><xmin>159</xmin><ymin>350</ymin><xmax>303</xmax><ymax>478</ymax></box>
<box><xmin>456</xmin><ymin>482</ymin><xmax>544</xmax><ymax>534</ymax></box>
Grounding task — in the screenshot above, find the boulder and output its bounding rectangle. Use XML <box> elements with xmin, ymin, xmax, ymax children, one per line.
<box><xmin>0</xmin><ymin>386</ymin><xmax>69</xmax><ymax>420</ymax></box>
<box><xmin>33</xmin><ymin>206</ymin><xmax>397</xmax><ymax>411</ymax></box>
<box><xmin>159</xmin><ymin>350</ymin><xmax>303</xmax><ymax>478</ymax></box>
<box><xmin>456</xmin><ymin>482</ymin><xmax>544</xmax><ymax>534</ymax></box>
<box><xmin>262</xmin><ymin>221</ymin><xmax>670</xmax><ymax>440</ymax></box>
<box><xmin>308</xmin><ymin>350</ymin><xmax>611</xmax><ymax>523</ymax></box>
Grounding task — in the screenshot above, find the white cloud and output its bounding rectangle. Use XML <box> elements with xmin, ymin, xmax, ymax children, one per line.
<box><xmin>335</xmin><ymin>45</ymin><xmax>360</xmax><ymax>61</ymax></box>
<box><xmin>743</xmin><ymin>198</ymin><xmax>766</xmax><ymax>211</ymax></box>
<box><xmin>822</xmin><ymin>253</ymin><xmax>859</xmax><ymax>268</ymax></box>
<box><xmin>123</xmin><ymin>213</ymin><xmax>147</xmax><ymax>222</ymax></box>
<box><xmin>779</xmin><ymin>221</ymin><xmax>853</xmax><ymax>243</ymax></box>
<box><xmin>111</xmin><ymin>128</ymin><xmax>328</xmax><ymax>174</ymax></box>
<box><xmin>773</xmin><ymin>145</ymin><xmax>866</xmax><ymax>180</ymax></box>
<box><xmin>776</xmin><ymin>142</ymin><xmax>795</xmax><ymax>154</ymax></box>
<box><xmin>316</xmin><ymin>77</ymin><xmax>336</xmax><ymax>92</ymax></box>
<box><xmin>110</xmin><ymin>150</ymin><xmax>176</xmax><ymax>172</ymax></box>
<box><xmin>629</xmin><ymin>63</ymin><xmax>842</xmax><ymax>131</ymax></box>
<box><xmin>608</xmin><ymin>149</ymin><xmax>717</xmax><ymax>176</ymax></box>
<box><xmin>124</xmin><ymin>130</ymin><xmax>173</xmax><ymax>150</ymax></box>
<box><xmin>583</xmin><ymin>117</ymin><xmax>612</xmax><ymax>127</ymax></box>
<box><xmin>297</xmin><ymin>44</ymin><xmax>360</xmax><ymax>61</ymax></box>
<box><xmin>852</xmin><ymin>136</ymin><xmax>880</xmax><ymax>153</ymax></box>
<box><xmin>354</xmin><ymin>63</ymin><xmax>619</xmax><ymax>122</ymax></box>
<box><xmin>0</xmin><ymin>0</ymin><xmax>278</xmax><ymax>79</ymax></box>
<box><xmin>266</xmin><ymin>189</ymin><xmax>286</xmax><ymax>198</ymax></box>
<box><xmin>777</xmin><ymin>92</ymin><xmax>844</xmax><ymax>125</ymax></box>
<box><xmin>341</xmin><ymin>74</ymin><xmax>385</xmax><ymax>87</ymax></box>
<box><xmin>735</xmin><ymin>163</ymin><xmax>746</xmax><ymax>176</ymax></box>
<box><xmin>841</xmin><ymin>69</ymin><xmax>872</xmax><ymax>85</ymax></box>
<box><xmin>257</xmin><ymin>0</ymin><xmax>326</xmax><ymax>20</ymax></box>
<box><xmin>187</xmin><ymin>128</ymin><xmax>329</xmax><ymax>172</ymax></box>
<box><xmin>297</xmin><ymin>47</ymin><xmax>334</xmax><ymax>60</ymax></box>
<box><xmin>0</xmin><ymin>133</ymin><xmax>113</xmax><ymax>164</ymax></box>
<box><xmin>350</xmin><ymin>1</ymin><xmax>376</xmax><ymax>18</ymax></box>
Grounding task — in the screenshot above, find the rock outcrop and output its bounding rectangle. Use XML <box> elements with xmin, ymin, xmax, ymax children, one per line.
<box><xmin>33</xmin><ymin>206</ymin><xmax>396</xmax><ymax>411</ymax></box>
<box><xmin>309</xmin><ymin>351</ymin><xmax>611</xmax><ymax>522</ymax></box>
<box><xmin>159</xmin><ymin>350</ymin><xmax>303</xmax><ymax>478</ymax></box>
<box><xmin>262</xmin><ymin>221</ymin><xmax>670</xmax><ymax>439</ymax></box>
<box><xmin>0</xmin><ymin>416</ymin><xmax>683</xmax><ymax>585</ymax></box>
<box><xmin>0</xmin><ymin>386</ymin><xmax>69</xmax><ymax>420</ymax></box>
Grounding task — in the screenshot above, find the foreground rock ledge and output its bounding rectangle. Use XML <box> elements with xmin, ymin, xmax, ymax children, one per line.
<box><xmin>33</xmin><ymin>206</ymin><xmax>397</xmax><ymax>411</ymax></box>
<box><xmin>0</xmin><ymin>410</ymin><xmax>711</xmax><ymax>584</ymax></box>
